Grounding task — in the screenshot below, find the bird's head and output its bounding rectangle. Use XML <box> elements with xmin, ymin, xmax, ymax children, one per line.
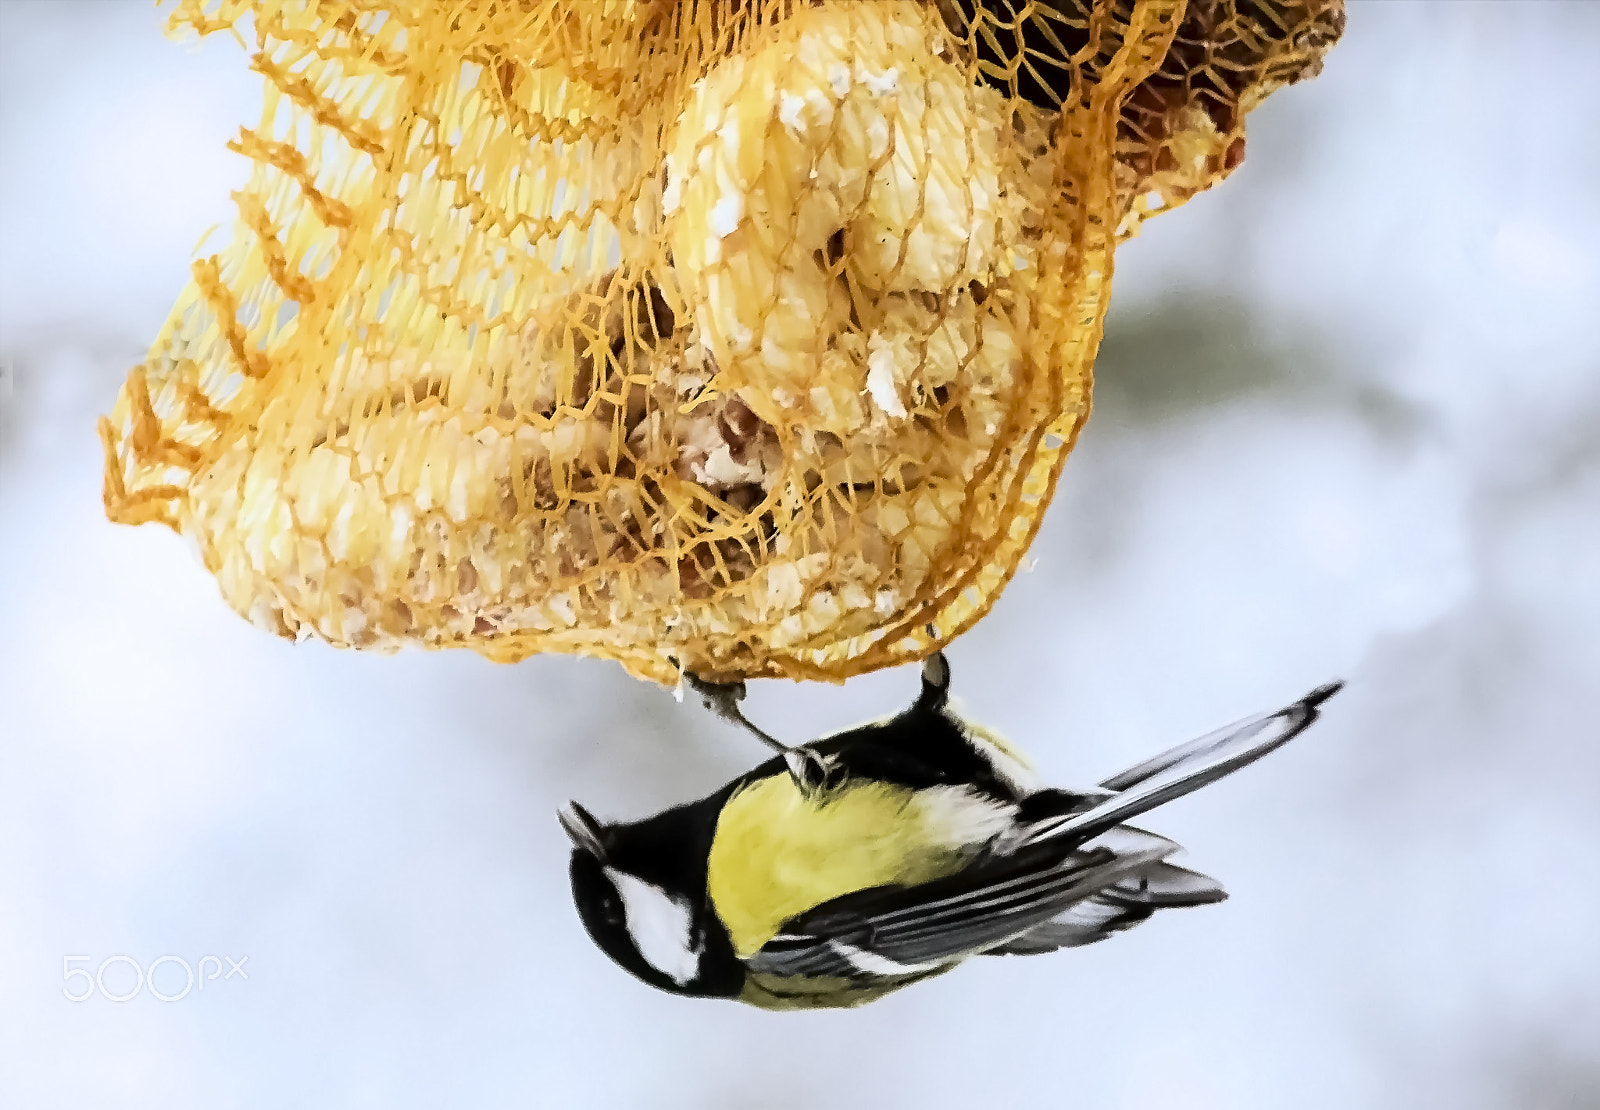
<box><xmin>560</xmin><ymin>801</ymin><xmax>742</xmax><ymax>999</ymax></box>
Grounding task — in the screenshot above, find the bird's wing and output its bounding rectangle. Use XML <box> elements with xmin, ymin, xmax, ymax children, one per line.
<box><xmin>745</xmin><ymin>683</ymin><xmax>1341</xmax><ymax>979</ymax></box>
<box><xmin>1009</xmin><ymin>681</ymin><xmax>1344</xmax><ymax>849</ymax></box>
<box><xmin>985</xmin><ymin>861</ymin><xmax>1226</xmax><ymax>955</ymax></box>
<box><xmin>745</xmin><ymin>826</ymin><xmax>1179</xmax><ymax>979</ymax></box>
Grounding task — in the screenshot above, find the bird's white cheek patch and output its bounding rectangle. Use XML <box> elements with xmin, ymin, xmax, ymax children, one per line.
<box><xmin>606</xmin><ymin>869</ymin><xmax>702</xmax><ymax>986</ymax></box>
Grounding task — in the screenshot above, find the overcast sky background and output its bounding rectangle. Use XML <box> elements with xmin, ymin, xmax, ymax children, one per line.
<box><xmin>2</xmin><ymin>3</ymin><xmax>1598</xmax><ymax>1108</ymax></box>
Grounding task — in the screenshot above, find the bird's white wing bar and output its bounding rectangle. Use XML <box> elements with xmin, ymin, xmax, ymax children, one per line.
<box><xmin>826</xmin><ymin>941</ymin><xmax>946</xmax><ymax>977</ymax></box>
<box><xmin>1015</xmin><ymin>681</ymin><xmax>1343</xmax><ymax>849</ymax></box>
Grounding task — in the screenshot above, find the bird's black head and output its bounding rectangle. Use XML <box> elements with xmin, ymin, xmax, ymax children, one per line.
<box><xmin>561</xmin><ymin>801</ymin><xmax>744</xmax><ymax>1000</ymax></box>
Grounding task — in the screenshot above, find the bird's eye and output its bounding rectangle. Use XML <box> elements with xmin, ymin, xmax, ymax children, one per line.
<box><xmin>602</xmin><ymin>895</ymin><xmax>624</xmax><ymax>926</ymax></box>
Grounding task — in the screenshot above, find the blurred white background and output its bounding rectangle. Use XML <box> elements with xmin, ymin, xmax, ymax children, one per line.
<box><xmin>2</xmin><ymin>3</ymin><xmax>1597</xmax><ymax>1107</ymax></box>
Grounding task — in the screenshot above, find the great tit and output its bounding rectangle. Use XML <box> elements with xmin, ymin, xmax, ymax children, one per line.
<box><xmin>561</xmin><ymin>653</ymin><xmax>1341</xmax><ymax>1010</ymax></box>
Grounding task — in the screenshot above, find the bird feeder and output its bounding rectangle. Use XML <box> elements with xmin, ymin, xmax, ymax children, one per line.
<box><xmin>101</xmin><ymin>0</ymin><xmax>1343</xmax><ymax>683</ymax></box>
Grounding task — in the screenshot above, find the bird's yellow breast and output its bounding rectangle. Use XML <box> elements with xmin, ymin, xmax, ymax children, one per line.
<box><xmin>706</xmin><ymin>774</ymin><xmax>1008</xmax><ymax>958</ymax></box>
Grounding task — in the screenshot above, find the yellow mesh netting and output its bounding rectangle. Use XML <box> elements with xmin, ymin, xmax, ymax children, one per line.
<box><xmin>101</xmin><ymin>0</ymin><xmax>1342</xmax><ymax>684</ymax></box>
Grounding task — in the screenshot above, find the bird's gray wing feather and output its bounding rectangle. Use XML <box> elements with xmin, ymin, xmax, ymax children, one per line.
<box><xmin>986</xmin><ymin>862</ymin><xmax>1226</xmax><ymax>955</ymax></box>
<box><xmin>747</xmin><ymin>827</ymin><xmax>1177</xmax><ymax>978</ymax></box>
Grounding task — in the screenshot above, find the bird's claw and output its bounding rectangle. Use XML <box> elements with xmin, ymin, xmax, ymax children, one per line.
<box><xmin>783</xmin><ymin>745</ymin><xmax>842</xmax><ymax>797</ymax></box>
<box><xmin>682</xmin><ymin>670</ymin><xmax>748</xmax><ymax>719</ymax></box>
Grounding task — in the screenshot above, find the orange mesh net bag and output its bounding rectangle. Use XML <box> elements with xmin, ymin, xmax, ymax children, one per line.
<box><xmin>101</xmin><ymin>0</ymin><xmax>1342</xmax><ymax>684</ymax></box>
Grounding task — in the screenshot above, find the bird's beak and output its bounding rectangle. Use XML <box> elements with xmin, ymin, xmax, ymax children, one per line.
<box><xmin>558</xmin><ymin>801</ymin><xmax>609</xmax><ymax>860</ymax></box>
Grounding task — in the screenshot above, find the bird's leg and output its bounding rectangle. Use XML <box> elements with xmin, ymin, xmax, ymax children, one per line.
<box><xmin>915</xmin><ymin>649</ymin><xmax>951</xmax><ymax>712</ymax></box>
<box><xmin>681</xmin><ymin>670</ymin><xmax>840</xmax><ymax>795</ymax></box>
<box><xmin>681</xmin><ymin>671</ymin><xmax>788</xmax><ymax>754</ymax></box>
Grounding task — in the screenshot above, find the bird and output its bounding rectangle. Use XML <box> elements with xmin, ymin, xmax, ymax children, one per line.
<box><xmin>560</xmin><ymin>651</ymin><xmax>1342</xmax><ymax>1009</ymax></box>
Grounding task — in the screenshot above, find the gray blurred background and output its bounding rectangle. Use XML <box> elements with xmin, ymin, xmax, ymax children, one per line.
<box><xmin>2</xmin><ymin>3</ymin><xmax>1597</xmax><ymax>1107</ymax></box>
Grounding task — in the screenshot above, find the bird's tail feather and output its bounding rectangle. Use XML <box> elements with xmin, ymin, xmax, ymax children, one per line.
<box><xmin>1015</xmin><ymin>681</ymin><xmax>1342</xmax><ymax>849</ymax></box>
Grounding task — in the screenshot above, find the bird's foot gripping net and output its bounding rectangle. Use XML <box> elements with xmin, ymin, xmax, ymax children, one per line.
<box><xmin>101</xmin><ymin>0</ymin><xmax>1342</xmax><ymax>683</ymax></box>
